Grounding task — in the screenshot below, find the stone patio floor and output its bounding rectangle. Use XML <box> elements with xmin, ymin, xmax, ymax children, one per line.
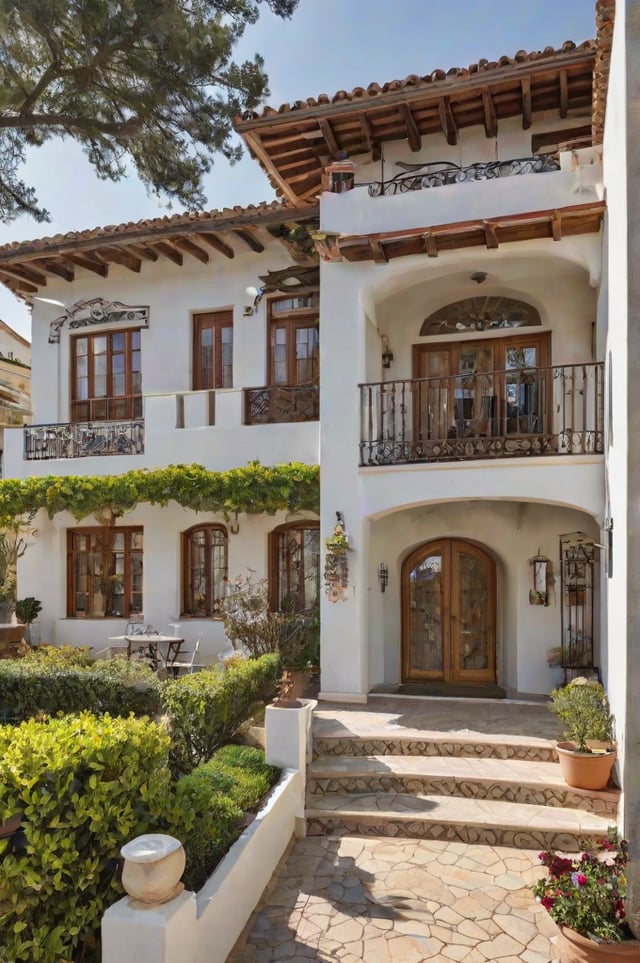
<box><xmin>227</xmin><ymin>834</ymin><xmax>560</xmax><ymax>962</ymax></box>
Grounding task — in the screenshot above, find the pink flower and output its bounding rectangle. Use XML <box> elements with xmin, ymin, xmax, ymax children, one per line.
<box><xmin>571</xmin><ymin>873</ymin><xmax>588</xmax><ymax>886</ymax></box>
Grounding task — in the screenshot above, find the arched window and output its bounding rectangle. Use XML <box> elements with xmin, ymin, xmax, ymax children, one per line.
<box><xmin>269</xmin><ymin>522</ymin><xmax>320</xmax><ymax>612</ymax></box>
<box><xmin>182</xmin><ymin>525</ymin><xmax>228</xmax><ymax>617</ymax></box>
<box><xmin>420</xmin><ymin>297</ymin><xmax>541</xmax><ymax>336</ymax></box>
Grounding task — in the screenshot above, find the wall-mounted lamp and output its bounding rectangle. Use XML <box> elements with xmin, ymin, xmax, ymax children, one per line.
<box><xmin>244</xmin><ymin>285</ymin><xmax>266</xmax><ymax>316</ymax></box>
<box><xmin>378</xmin><ymin>563</ymin><xmax>389</xmax><ymax>593</ymax></box>
<box><xmin>381</xmin><ymin>335</ymin><xmax>394</xmax><ymax>369</ymax></box>
<box><xmin>229</xmin><ymin>512</ymin><xmax>240</xmax><ymax>535</ymax></box>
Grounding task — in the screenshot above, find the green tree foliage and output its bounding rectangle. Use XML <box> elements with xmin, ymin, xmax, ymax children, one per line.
<box><xmin>0</xmin><ymin>0</ymin><xmax>299</xmax><ymax>223</ymax></box>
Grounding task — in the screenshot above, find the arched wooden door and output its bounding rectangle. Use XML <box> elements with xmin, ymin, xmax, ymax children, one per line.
<box><xmin>402</xmin><ymin>539</ymin><xmax>496</xmax><ymax>684</ymax></box>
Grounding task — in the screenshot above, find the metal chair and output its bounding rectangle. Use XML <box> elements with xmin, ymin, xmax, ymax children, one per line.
<box><xmin>169</xmin><ymin>636</ymin><xmax>203</xmax><ymax>677</ymax></box>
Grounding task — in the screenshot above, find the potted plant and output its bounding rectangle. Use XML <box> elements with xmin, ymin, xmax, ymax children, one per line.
<box><xmin>15</xmin><ymin>597</ymin><xmax>42</xmax><ymax>644</ymax></box>
<box><xmin>548</xmin><ymin>677</ymin><xmax>616</xmax><ymax>790</ymax></box>
<box><xmin>533</xmin><ymin>830</ymin><xmax>639</xmax><ymax>961</ymax></box>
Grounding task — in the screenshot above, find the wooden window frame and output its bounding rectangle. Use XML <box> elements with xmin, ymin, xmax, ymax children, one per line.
<box><xmin>267</xmin><ymin>293</ymin><xmax>319</xmax><ymax>387</ymax></box>
<box><xmin>71</xmin><ymin>327</ymin><xmax>142</xmax><ymax>422</ymax></box>
<box><xmin>66</xmin><ymin>526</ymin><xmax>143</xmax><ymax>619</ymax></box>
<box><xmin>193</xmin><ymin>311</ymin><xmax>233</xmax><ymax>390</ymax></box>
<box><xmin>269</xmin><ymin>521</ymin><xmax>320</xmax><ymax>612</ymax></box>
<box><xmin>181</xmin><ymin>524</ymin><xmax>228</xmax><ymax>618</ymax></box>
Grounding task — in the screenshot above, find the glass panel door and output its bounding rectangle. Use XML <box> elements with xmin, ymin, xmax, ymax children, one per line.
<box><xmin>403</xmin><ymin>539</ymin><xmax>496</xmax><ymax>683</ymax></box>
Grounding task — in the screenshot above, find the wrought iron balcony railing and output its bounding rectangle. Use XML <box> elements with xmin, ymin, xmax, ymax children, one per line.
<box><xmin>244</xmin><ymin>384</ymin><xmax>319</xmax><ymax>425</ymax></box>
<box><xmin>24</xmin><ymin>419</ymin><xmax>144</xmax><ymax>460</ymax></box>
<box><xmin>360</xmin><ymin>362</ymin><xmax>604</xmax><ymax>466</ymax></box>
<box><xmin>364</xmin><ymin>154</ymin><xmax>560</xmax><ymax>197</ymax></box>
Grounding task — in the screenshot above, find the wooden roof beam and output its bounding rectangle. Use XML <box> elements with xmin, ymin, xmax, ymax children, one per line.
<box><xmin>559</xmin><ymin>69</ymin><xmax>569</xmax><ymax>118</ymax></box>
<box><xmin>438</xmin><ymin>96</ymin><xmax>458</xmax><ymax>146</ymax></box>
<box><xmin>521</xmin><ymin>77</ymin><xmax>532</xmax><ymax>129</ymax></box>
<box><xmin>369</xmin><ymin>238</ymin><xmax>388</xmax><ymax>263</ymax></box>
<box><xmin>173</xmin><ymin>236</ymin><xmax>210</xmax><ymax>264</ymax></box>
<box><xmin>196</xmin><ymin>233</ymin><xmax>234</xmax><ymax>260</ymax></box>
<box><xmin>318</xmin><ymin>118</ymin><xmax>341</xmax><ymax>159</ymax></box>
<box><xmin>38</xmin><ymin>258</ymin><xmax>74</xmax><ymax>282</ymax></box>
<box><xmin>482</xmin><ymin>88</ymin><xmax>498</xmax><ymax>138</ymax></box>
<box><xmin>244</xmin><ymin>131</ymin><xmax>304</xmax><ymax>206</ymax></box>
<box><xmin>359</xmin><ymin>113</ymin><xmax>381</xmax><ymax>161</ymax></box>
<box><xmin>129</xmin><ymin>243</ymin><xmax>159</xmax><ymax>262</ymax></box>
<box><xmin>0</xmin><ymin>262</ymin><xmax>47</xmax><ymax>286</ymax></box>
<box><xmin>399</xmin><ymin>103</ymin><xmax>422</xmax><ymax>152</ymax></box>
<box><xmin>423</xmin><ymin>232</ymin><xmax>439</xmax><ymax>258</ymax></box>
<box><xmin>102</xmin><ymin>247</ymin><xmax>141</xmax><ymax>273</ymax></box>
<box><xmin>0</xmin><ymin>271</ymin><xmax>37</xmax><ymax>293</ymax></box>
<box><xmin>482</xmin><ymin>221</ymin><xmax>499</xmax><ymax>249</ymax></box>
<box><xmin>233</xmin><ymin>228</ymin><xmax>265</xmax><ymax>253</ymax></box>
<box><xmin>152</xmin><ymin>241</ymin><xmax>183</xmax><ymax>266</ymax></box>
<box><xmin>66</xmin><ymin>253</ymin><xmax>109</xmax><ymax>277</ymax></box>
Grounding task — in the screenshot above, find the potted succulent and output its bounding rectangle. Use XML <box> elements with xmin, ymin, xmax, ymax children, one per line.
<box><xmin>548</xmin><ymin>677</ymin><xmax>616</xmax><ymax>790</ymax></box>
<box><xmin>533</xmin><ymin>830</ymin><xmax>639</xmax><ymax>961</ymax></box>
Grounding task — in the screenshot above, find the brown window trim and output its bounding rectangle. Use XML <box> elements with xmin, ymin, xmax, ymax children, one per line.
<box><xmin>181</xmin><ymin>524</ymin><xmax>228</xmax><ymax>618</ymax></box>
<box><xmin>268</xmin><ymin>521</ymin><xmax>320</xmax><ymax>612</ymax></box>
<box><xmin>193</xmin><ymin>311</ymin><xmax>233</xmax><ymax>390</ymax></box>
<box><xmin>66</xmin><ymin>526</ymin><xmax>143</xmax><ymax>619</ymax></box>
<box><xmin>267</xmin><ymin>292</ymin><xmax>319</xmax><ymax>387</ymax></box>
<box><xmin>71</xmin><ymin>327</ymin><xmax>142</xmax><ymax>422</ymax></box>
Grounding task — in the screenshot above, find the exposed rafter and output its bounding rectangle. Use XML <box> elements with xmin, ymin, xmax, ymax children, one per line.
<box><xmin>482</xmin><ymin>221</ymin><xmax>499</xmax><ymax>249</ymax></box>
<box><xmin>559</xmin><ymin>69</ymin><xmax>569</xmax><ymax>118</ymax></box>
<box><xmin>318</xmin><ymin>118</ymin><xmax>341</xmax><ymax>159</ymax></box>
<box><xmin>438</xmin><ymin>97</ymin><xmax>458</xmax><ymax>146</ymax></box>
<box><xmin>243</xmin><ymin>131</ymin><xmax>302</xmax><ymax>206</ymax></box>
<box><xmin>195</xmin><ymin>233</ymin><xmax>234</xmax><ymax>260</ymax></box>
<box><xmin>38</xmin><ymin>258</ymin><xmax>74</xmax><ymax>282</ymax></box>
<box><xmin>65</xmin><ymin>253</ymin><xmax>109</xmax><ymax>277</ymax></box>
<box><xmin>551</xmin><ymin>209</ymin><xmax>563</xmax><ymax>241</ymax></box>
<box><xmin>423</xmin><ymin>232</ymin><xmax>438</xmax><ymax>258</ymax></box>
<box><xmin>521</xmin><ymin>77</ymin><xmax>532</xmax><ymax>129</ymax></box>
<box><xmin>152</xmin><ymin>242</ymin><xmax>183</xmax><ymax>266</ymax></box>
<box><xmin>399</xmin><ymin>104</ymin><xmax>422</xmax><ymax>152</ymax></box>
<box><xmin>173</xmin><ymin>236</ymin><xmax>210</xmax><ymax>264</ymax></box>
<box><xmin>233</xmin><ymin>228</ymin><xmax>264</xmax><ymax>253</ymax></box>
<box><xmin>482</xmin><ymin>88</ymin><xmax>498</xmax><ymax>138</ymax></box>
<box><xmin>102</xmin><ymin>247</ymin><xmax>141</xmax><ymax>273</ymax></box>
<box><xmin>369</xmin><ymin>238</ymin><xmax>388</xmax><ymax>263</ymax></box>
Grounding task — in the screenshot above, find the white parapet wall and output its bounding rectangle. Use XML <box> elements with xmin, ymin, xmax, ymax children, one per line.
<box><xmin>102</xmin><ymin>699</ymin><xmax>316</xmax><ymax>963</ymax></box>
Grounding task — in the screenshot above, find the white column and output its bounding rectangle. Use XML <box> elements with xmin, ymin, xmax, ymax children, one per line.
<box><xmin>102</xmin><ymin>890</ymin><xmax>198</xmax><ymax>963</ymax></box>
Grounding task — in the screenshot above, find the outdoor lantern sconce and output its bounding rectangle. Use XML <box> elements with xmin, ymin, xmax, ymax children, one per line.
<box><xmin>324</xmin><ymin>511</ymin><xmax>352</xmax><ymax>604</ymax></box>
<box><xmin>244</xmin><ymin>285</ymin><xmax>266</xmax><ymax>316</ymax></box>
<box><xmin>378</xmin><ymin>563</ymin><xmax>389</xmax><ymax>593</ymax></box>
<box><xmin>529</xmin><ymin>551</ymin><xmax>552</xmax><ymax>606</ymax></box>
<box><xmin>381</xmin><ymin>335</ymin><xmax>394</xmax><ymax>369</ymax></box>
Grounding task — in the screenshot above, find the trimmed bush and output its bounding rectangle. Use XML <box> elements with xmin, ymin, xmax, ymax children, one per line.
<box><xmin>168</xmin><ymin>745</ymin><xmax>280</xmax><ymax>892</ymax></box>
<box><xmin>0</xmin><ymin>713</ymin><xmax>174</xmax><ymax>963</ymax></box>
<box><xmin>161</xmin><ymin>654</ymin><xmax>280</xmax><ymax>775</ymax></box>
<box><xmin>0</xmin><ymin>657</ymin><xmax>162</xmax><ymax>723</ymax></box>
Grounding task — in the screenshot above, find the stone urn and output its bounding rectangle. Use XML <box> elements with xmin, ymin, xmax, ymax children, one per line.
<box><xmin>121</xmin><ymin>834</ymin><xmax>185</xmax><ymax>907</ymax></box>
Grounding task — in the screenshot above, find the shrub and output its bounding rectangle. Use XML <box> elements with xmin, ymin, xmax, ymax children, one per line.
<box><xmin>0</xmin><ymin>657</ymin><xmax>162</xmax><ymax>723</ymax></box>
<box><xmin>23</xmin><ymin>643</ymin><xmax>93</xmax><ymax>667</ymax></box>
<box><xmin>0</xmin><ymin>712</ymin><xmax>174</xmax><ymax>963</ymax></box>
<box><xmin>161</xmin><ymin>653</ymin><xmax>279</xmax><ymax>774</ymax></box>
<box><xmin>167</xmin><ymin>745</ymin><xmax>280</xmax><ymax>892</ymax></box>
<box><xmin>548</xmin><ymin>677</ymin><xmax>615</xmax><ymax>752</ymax></box>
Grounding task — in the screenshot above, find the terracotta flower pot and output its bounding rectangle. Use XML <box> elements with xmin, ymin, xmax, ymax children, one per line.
<box><xmin>556</xmin><ymin>925</ymin><xmax>640</xmax><ymax>962</ymax></box>
<box><xmin>555</xmin><ymin>742</ymin><xmax>616</xmax><ymax>791</ymax></box>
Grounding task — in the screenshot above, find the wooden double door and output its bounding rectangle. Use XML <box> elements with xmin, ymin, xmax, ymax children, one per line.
<box><xmin>402</xmin><ymin>539</ymin><xmax>496</xmax><ymax>684</ymax></box>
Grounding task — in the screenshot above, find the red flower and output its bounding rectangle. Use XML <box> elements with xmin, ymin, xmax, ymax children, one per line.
<box><xmin>541</xmin><ymin>896</ymin><xmax>555</xmax><ymax>910</ymax></box>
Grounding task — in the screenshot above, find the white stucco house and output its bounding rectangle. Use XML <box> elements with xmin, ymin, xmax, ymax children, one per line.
<box><xmin>1</xmin><ymin>2</ymin><xmax>637</xmax><ymax>787</ymax></box>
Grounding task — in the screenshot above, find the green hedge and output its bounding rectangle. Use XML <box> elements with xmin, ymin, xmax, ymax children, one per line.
<box><xmin>0</xmin><ymin>713</ymin><xmax>174</xmax><ymax>963</ymax></box>
<box><xmin>161</xmin><ymin>653</ymin><xmax>279</xmax><ymax>775</ymax></box>
<box><xmin>0</xmin><ymin>657</ymin><xmax>163</xmax><ymax>723</ymax></box>
<box><xmin>168</xmin><ymin>745</ymin><xmax>280</xmax><ymax>892</ymax></box>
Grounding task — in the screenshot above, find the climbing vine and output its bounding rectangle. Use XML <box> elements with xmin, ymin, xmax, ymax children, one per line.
<box><xmin>0</xmin><ymin>462</ymin><xmax>320</xmax><ymax>525</ymax></box>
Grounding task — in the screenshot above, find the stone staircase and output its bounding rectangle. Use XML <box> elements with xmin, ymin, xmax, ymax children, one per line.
<box><xmin>306</xmin><ymin>709</ymin><xmax>619</xmax><ymax>852</ymax></box>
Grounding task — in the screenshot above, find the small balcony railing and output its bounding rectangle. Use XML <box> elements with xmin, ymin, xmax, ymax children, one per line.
<box><xmin>24</xmin><ymin>419</ymin><xmax>144</xmax><ymax>460</ymax></box>
<box><xmin>363</xmin><ymin>154</ymin><xmax>561</xmax><ymax>197</ymax></box>
<box><xmin>360</xmin><ymin>363</ymin><xmax>604</xmax><ymax>466</ymax></box>
<box><xmin>244</xmin><ymin>384</ymin><xmax>319</xmax><ymax>425</ymax></box>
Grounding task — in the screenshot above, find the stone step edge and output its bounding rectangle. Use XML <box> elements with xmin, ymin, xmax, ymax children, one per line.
<box><xmin>309</xmin><ymin>756</ymin><xmax>620</xmax><ymax>802</ymax></box>
<box><xmin>313</xmin><ymin>731</ymin><xmax>555</xmax><ymax>748</ymax></box>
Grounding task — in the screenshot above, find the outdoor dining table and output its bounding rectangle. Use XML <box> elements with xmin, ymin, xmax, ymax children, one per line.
<box><xmin>123</xmin><ymin>634</ymin><xmax>185</xmax><ymax>671</ymax></box>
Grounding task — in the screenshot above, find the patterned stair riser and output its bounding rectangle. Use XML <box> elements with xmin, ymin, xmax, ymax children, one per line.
<box><xmin>308</xmin><ymin>774</ymin><xmax>618</xmax><ymax>816</ymax></box>
<box><xmin>305</xmin><ymin>814</ymin><xmax>604</xmax><ymax>852</ymax></box>
<box><xmin>313</xmin><ymin>737</ymin><xmax>557</xmax><ymax>762</ymax></box>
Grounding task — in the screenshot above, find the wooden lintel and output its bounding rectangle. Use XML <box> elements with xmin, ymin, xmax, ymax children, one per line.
<box><xmin>369</xmin><ymin>238</ymin><xmax>388</xmax><ymax>263</ymax></box>
<box><xmin>196</xmin><ymin>233</ymin><xmax>234</xmax><ymax>260</ymax></box>
<box><xmin>521</xmin><ymin>77</ymin><xmax>532</xmax><ymax>130</ymax></box>
<box><xmin>399</xmin><ymin>104</ymin><xmax>422</xmax><ymax>152</ymax></box>
<box><xmin>173</xmin><ymin>236</ymin><xmax>210</xmax><ymax>264</ymax></box>
<box><xmin>551</xmin><ymin>210</ymin><xmax>563</xmax><ymax>241</ymax></box>
<box><xmin>233</xmin><ymin>228</ymin><xmax>265</xmax><ymax>253</ymax></box>
<box><xmin>66</xmin><ymin>253</ymin><xmax>108</xmax><ymax>277</ymax></box>
<box><xmin>423</xmin><ymin>232</ymin><xmax>438</xmax><ymax>258</ymax></box>
<box><xmin>244</xmin><ymin>132</ymin><xmax>304</xmax><ymax>206</ymax></box>
<box><xmin>559</xmin><ymin>69</ymin><xmax>569</xmax><ymax>119</ymax></box>
<box><xmin>482</xmin><ymin>220</ymin><xmax>499</xmax><ymax>249</ymax></box>
<box><xmin>482</xmin><ymin>88</ymin><xmax>498</xmax><ymax>138</ymax></box>
<box><xmin>102</xmin><ymin>247</ymin><xmax>141</xmax><ymax>273</ymax></box>
<box><xmin>318</xmin><ymin>118</ymin><xmax>341</xmax><ymax>159</ymax></box>
<box><xmin>438</xmin><ymin>96</ymin><xmax>458</xmax><ymax>146</ymax></box>
<box><xmin>39</xmin><ymin>258</ymin><xmax>74</xmax><ymax>282</ymax></box>
<box><xmin>0</xmin><ymin>271</ymin><xmax>37</xmax><ymax>294</ymax></box>
<box><xmin>152</xmin><ymin>241</ymin><xmax>183</xmax><ymax>266</ymax></box>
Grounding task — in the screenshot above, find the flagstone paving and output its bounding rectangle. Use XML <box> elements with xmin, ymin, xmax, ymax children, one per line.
<box><xmin>226</xmin><ymin>835</ymin><xmax>560</xmax><ymax>962</ymax></box>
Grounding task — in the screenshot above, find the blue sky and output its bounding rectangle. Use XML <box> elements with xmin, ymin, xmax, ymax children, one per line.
<box><xmin>0</xmin><ymin>0</ymin><xmax>596</xmax><ymax>339</ymax></box>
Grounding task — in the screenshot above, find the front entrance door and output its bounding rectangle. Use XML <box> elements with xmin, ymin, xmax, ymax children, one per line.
<box><xmin>402</xmin><ymin>539</ymin><xmax>496</xmax><ymax>684</ymax></box>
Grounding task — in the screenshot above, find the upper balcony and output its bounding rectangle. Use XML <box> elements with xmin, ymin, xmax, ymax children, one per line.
<box><xmin>360</xmin><ymin>362</ymin><xmax>603</xmax><ymax>467</ymax></box>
